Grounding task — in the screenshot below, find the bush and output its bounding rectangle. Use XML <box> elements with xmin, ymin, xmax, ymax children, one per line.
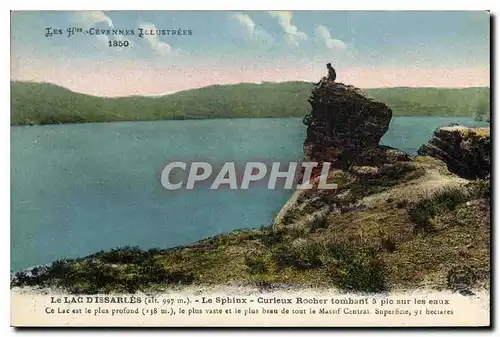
<box><xmin>466</xmin><ymin>179</ymin><xmax>490</xmax><ymax>199</ymax></box>
<box><xmin>409</xmin><ymin>186</ymin><xmax>470</xmax><ymax>232</ymax></box>
<box><xmin>141</xmin><ymin>263</ymin><xmax>195</xmax><ymax>285</ymax></box>
<box><xmin>11</xmin><ymin>259</ymin><xmax>72</xmax><ymax>288</ymax></box>
<box><xmin>92</xmin><ymin>246</ymin><xmax>150</xmax><ymax>264</ymax></box>
<box><xmin>244</xmin><ymin>253</ymin><xmax>269</xmax><ymax>275</ymax></box>
<box><xmin>260</xmin><ymin>227</ymin><xmax>306</xmax><ymax>247</ymax></box>
<box><xmin>11</xmin><ymin>254</ymin><xmax>195</xmax><ymax>294</ymax></box>
<box><xmin>260</xmin><ymin>229</ymin><xmax>285</xmax><ymax>246</ymax></box>
<box><xmin>269</xmin><ymin>238</ymin><xmax>387</xmax><ymax>292</ymax></box>
<box><xmin>272</xmin><ymin>240</ymin><xmax>324</xmax><ymax>270</ymax></box>
<box><xmin>321</xmin><ymin>241</ymin><xmax>387</xmax><ymax>293</ymax></box>
<box><xmin>47</xmin><ymin>259</ymin><xmax>72</xmax><ymax>277</ymax></box>
<box><xmin>11</xmin><ymin>271</ymin><xmax>32</xmax><ymax>287</ymax></box>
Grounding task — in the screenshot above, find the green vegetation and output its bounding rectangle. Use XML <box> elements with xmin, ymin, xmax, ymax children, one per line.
<box><xmin>473</xmin><ymin>98</ymin><xmax>490</xmax><ymax>122</ymax></box>
<box><xmin>408</xmin><ymin>180</ymin><xmax>490</xmax><ymax>233</ymax></box>
<box><xmin>10</xmin><ymin>157</ymin><xmax>490</xmax><ymax>294</ymax></box>
<box><xmin>11</xmin><ymin>247</ymin><xmax>196</xmax><ymax>294</ymax></box>
<box><xmin>11</xmin><ymin>81</ymin><xmax>490</xmax><ymax>125</ymax></box>
<box><xmin>366</xmin><ymin>86</ymin><xmax>490</xmax><ymax>118</ymax></box>
<box><xmin>261</xmin><ymin>238</ymin><xmax>386</xmax><ymax>292</ymax></box>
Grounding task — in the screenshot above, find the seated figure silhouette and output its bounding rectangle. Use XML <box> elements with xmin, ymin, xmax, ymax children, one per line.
<box><xmin>326</xmin><ymin>62</ymin><xmax>336</xmax><ymax>82</ymax></box>
<box><xmin>314</xmin><ymin>63</ymin><xmax>337</xmax><ymax>85</ymax></box>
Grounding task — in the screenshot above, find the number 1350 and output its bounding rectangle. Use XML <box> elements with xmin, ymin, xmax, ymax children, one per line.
<box><xmin>108</xmin><ymin>40</ymin><xmax>130</xmax><ymax>47</ymax></box>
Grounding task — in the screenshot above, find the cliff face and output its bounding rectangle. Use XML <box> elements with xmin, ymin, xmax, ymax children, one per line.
<box><xmin>418</xmin><ymin>126</ymin><xmax>491</xmax><ymax>180</ymax></box>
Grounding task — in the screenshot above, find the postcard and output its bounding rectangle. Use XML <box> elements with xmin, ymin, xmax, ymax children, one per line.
<box><xmin>10</xmin><ymin>10</ymin><xmax>491</xmax><ymax>327</ymax></box>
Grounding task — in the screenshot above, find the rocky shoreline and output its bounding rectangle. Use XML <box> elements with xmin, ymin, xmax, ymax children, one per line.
<box><xmin>418</xmin><ymin>126</ymin><xmax>491</xmax><ymax>179</ymax></box>
<box><xmin>11</xmin><ymin>79</ymin><xmax>491</xmax><ymax>295</ymax></box>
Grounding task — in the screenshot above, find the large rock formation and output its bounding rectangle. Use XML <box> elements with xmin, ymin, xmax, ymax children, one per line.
<box><xmin>276</xmin><ymin>80</ymin><xmax>413</xmax><ymax>231</ymax></box>
<box><xmin>267</xmin><ymin>78</ymin><xmax>490</xmax><ymax>294</ymax></box>
<box><xmin>418</xmin><ymin>126</ymin><xmax>491</xmax><ymax>180</ymax></box>
<box><xmin>302</xmin><ymin>80</ymin><xmax>395</xmax><ymax>176</ymax></box>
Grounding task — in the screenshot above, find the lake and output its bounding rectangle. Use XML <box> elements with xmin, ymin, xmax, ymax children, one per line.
<box><xmin>10</xmin><ymin>116</ymin><xmax>489</xmax><ymax>271</ymax></box>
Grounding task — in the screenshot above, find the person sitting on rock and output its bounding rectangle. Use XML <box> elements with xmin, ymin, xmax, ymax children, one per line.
<box><xmin>327</xmin><ymin>62</ymin><xmax>336</xmax><ymax>82</ymax></box>
<box><xmin>314</xmin><ymin>63</ymin><xmax>337</xmax><ymax>85</ymax></box>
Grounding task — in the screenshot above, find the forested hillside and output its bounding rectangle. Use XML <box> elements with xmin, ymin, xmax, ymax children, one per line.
<box><xmin>11</xmin><ymin>81</ymin><xmax>490</xmax><ymax>125</ymax></box>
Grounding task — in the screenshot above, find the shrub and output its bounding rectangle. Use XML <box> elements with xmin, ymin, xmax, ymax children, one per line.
<box><xmin>47</xmin><ymin>259</ymin><xmax>72</xmax><ymax>277</ymax></box>
<box><xmin>409</xmin><ymin>186</ymin><xmax>470</xmax><ymax>232</ymax></box>
<box><xmin>267</xmin><ymin>237</ymin><xmax>387</xmax><ymax>293</ymax></box>
<box><xmin>11</xmin><ymin>271</ymin><xmax>31</xmax><ymax>287</ymax></box>
<box><xmin>141</xmin><ymin>263</ymin><xmax>195</xmax><ymax>285</ymax></box>
<box><xmin>244</xmin><ymin>252</ymin><xmax>269</xmax><ymax>275</ymax></box>
<box><xmin>321</xmin><ymin>241</ymin><xmax>387</xmax><ymax>293</ymax></box>
<box><xmin>466</xmin><ymin>179</ymin><xmax>490</xmax><ymax>199</ymax></box>
<box><xmin>260</xmin><ymin>229</ymin><xmax>286</xmax><ymax>246</ymax></box>
<box><xmin>11</xmin><ymin>259</ymin><xmax>73</xmax><ymax>288</ymax></box>
<box><xmin>272</xmin><ymin>240</ymin><xmax>324</xmax><ymax>270</ymax></box>
<box><xmin>260</xmin><ymin>226</ymin><xmax>307</xmax><ymax>247</ymax></box>
<box><xmin>93</xmin><ymin>246</ymin><xmax>150</xmax><ymax>264</ymax></box>
<box><xmin>11</xmin><ymin>254</ymin><xmax>195</xmax><ymax>294</ymax></box>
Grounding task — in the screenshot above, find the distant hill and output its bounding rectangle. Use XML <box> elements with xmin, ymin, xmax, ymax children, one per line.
<box><xmin>10</xmin><ymin>81</ymin><xmax>490</xmax><ymax>125</ymax></box>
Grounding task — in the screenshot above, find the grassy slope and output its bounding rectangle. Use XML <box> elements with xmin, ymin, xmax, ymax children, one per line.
<box><xmin>11</xmin><ymin>156</ymin><xmax>490</xmax><ymax>294</ymax></box>
<box><xmin>11</xmin><ymin>81</ymin><xmax>490</xmax><ymax>125</ymax></box>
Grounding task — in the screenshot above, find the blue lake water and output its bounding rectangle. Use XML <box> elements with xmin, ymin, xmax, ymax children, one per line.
<box><xmin>10</xmin><ymin>117</ymin><xmax>489</xmax><ymax>271</ymax></box>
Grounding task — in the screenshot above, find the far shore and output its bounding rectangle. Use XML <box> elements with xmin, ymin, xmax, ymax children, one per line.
<box><xmin>10</xmin><ymin>115</ymin><xmax>491</xmax><ymax>127</ymax></box>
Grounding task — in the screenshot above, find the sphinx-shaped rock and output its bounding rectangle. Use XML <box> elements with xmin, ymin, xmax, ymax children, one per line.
<box><xmin>302</xmin><ymin>81</ymin><xmax>396</xmax><ymax>178</ymax></box>
<box><xmin>275</xmin><ymin>80</ymin><xmax>413</xmax><ymax>231</ymax></box>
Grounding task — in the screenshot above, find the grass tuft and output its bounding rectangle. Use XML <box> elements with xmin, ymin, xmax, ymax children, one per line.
<box><xmin>409</xmin><ymin>186</ymin><xmax>470</xmax><ymax>232</ymax></box>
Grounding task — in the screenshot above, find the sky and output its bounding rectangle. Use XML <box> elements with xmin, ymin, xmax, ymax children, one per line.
<box><xmin>11</xmin><ymin>11</ymin><xmax>490</xmax><ymax>97</ymax></box>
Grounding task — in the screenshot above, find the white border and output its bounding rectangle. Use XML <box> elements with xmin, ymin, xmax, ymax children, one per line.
<box><xmin>2</xmin><ymin>1</ymin><xmax>498</xmax><ymax>336</ymax></box>
<box><xmin>4</xmin><ymin>1</ymin><xmax>500</xmax><ymax>10</ymax></box>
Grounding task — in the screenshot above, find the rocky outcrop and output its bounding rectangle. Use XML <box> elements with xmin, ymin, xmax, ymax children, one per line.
<box><xmin>276</xmin><ymin>80</ymin><xmax>414</xmax><ymax>231</ymax></box>
<box><xmin>274</xmin><ymin>78</ymin><xmax>492</xmax><ymax>234</ymax></box>
<box><xmin>269</xmin><ymin>77</ymin><xmax>490</xmax><ymax>292</ymax></box>
<box><xmin>418</xmin><ymin>126</ymin><xmax>491</xmax><ymax>180</ymax></box>
<box><xmin>302</xmin><ymin>81</ymin><xmax>396</xmax><ymax>180</ymax></box>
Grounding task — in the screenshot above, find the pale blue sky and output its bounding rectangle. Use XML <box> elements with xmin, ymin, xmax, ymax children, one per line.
<box><xmin>11</xmin><ymin>11</ymin><xmax>490</xmax><ymax>96</ymax></box>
